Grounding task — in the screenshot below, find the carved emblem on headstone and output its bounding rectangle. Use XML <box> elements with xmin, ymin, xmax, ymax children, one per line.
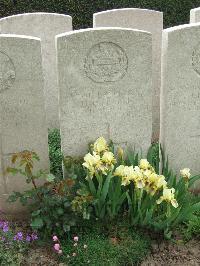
<box><xmin>84</xmin><ymin>42</ymin><xmax>128</xmax><ymax>83</ymax></box>
<box><xmin>0</xmin><ymin>52</ymin><xmax>16</xmax><ymax>92</ymax></box>
<box><xmin>192</xmin><ymin>44</ymin><xmax>200</xmax><ymax>75</ymax></box>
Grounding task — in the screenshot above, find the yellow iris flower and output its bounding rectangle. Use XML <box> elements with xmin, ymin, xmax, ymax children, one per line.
<box><xmin>93</xmin><ymin>137</ymin><xmax>108</xmax><ymax>154</ymax></box>
<box><xmin>180</xmin><ymin>168</ymin><xmax>191</xmax><ymax>181</ymax></box>
<box><xmin>139</xmin><ymin>159</ymin><xmax>150</xmax><ymax>170</ymax></box>
<box><xmin>102</xmin><ymin>151</ymin><xmax>116</xmax><ymax>165</ymax></box>
<box><xmin>156</xmin><ymin>188</ymin><xmax>179</xmax><ymax>208</ymax></box>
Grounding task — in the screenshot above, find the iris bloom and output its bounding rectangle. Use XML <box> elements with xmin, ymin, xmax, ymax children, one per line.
<box><xmin>157</xmin><ymin>188</ymin><xmax>178</xmax><ymax>208</ymax></box>
<box><xmin>93</xmin><ymin>137</ymin><xmax>108</xmax><ymax>154</ymax></box>
<box><xmin>180</xmin><ymin>168</ymin><xmax>191</xmax><ymax>181</ymax></box>
<box><xmin>139</xmin><ymin>159</ymin><xmax>150</xmax><ymax>170</ymax></box>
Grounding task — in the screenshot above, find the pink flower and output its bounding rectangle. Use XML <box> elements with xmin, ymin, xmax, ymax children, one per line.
<box><xmin>54</xmin><ymin>243</ymin><xmax>60</xmax><ymax>251</ymax></box>
<box><xmin>74</xmin><ymin>243</ymin><xmax>78</xmax><ymax>247</ymax></box>
<box><xmin>72</xmin><ymin>252</ymin><xmax>77</xmax><ymax>257</ymax></box>
<box><xmin>58</xmin><ymin>250</ymin><xmax>62</xmax><ymax>254</ymax></box>
<box><xmin>53</xmin><ymin>235</ymin><xmax>58</xmax><ymax>242</ymax></box>
<box><xmin>84</xmin><ymin>244</ymin><xmax>87</xmax><ymax>249</ymax></box>
<box><xmin>73</xmin><ymin>236</ymin><xmax>79</xmax><ymax>242</ymax></box>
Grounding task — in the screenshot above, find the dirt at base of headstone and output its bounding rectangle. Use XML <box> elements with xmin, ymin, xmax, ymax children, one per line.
<box><xmin>22</xmin><ymin>247</ymin><xmax>62</xmax><ymax>266</ymax></box>
<box><xmin>141</xmin><ymin>239</ymin><xmax>200</xmax><ymax>266</ymax></box>
<box><xmin>22</xmin><ymin>239</ymin><xmax>200</xmax><ymax>266</ymax></box>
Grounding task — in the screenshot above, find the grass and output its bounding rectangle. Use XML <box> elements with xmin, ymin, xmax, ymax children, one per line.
<box><xmin>60</xmin><ymin>222</ymin><xmax>151</xmax><ymax>265</ymax></box>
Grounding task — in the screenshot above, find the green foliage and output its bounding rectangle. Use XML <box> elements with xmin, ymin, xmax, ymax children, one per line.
<box><xmin>183</xmin><ymin>214</ymin><xmax>200</xmax><ymax>240</ymax></box>
<box><xmin>61</xmin><ymin>225</ymin><xmax>150</xmax><ymax>265</ymax></box>
<box><xmin>147</xmin><ymin>142</ymin><xmax>159</xmax><ymax>173</ymax></box>
<box><xmin>0</xmin><ymin>220</ymin><xmax>36</xmax><ymax>265</ymax></box>
<box><xmin>6</xmin><ymin>139</ymin><xmax>200</xmax><ymax>240</ymax></box>
<box><xmin>48</xmin><ymin>128</ymin><xmax>63</xmax><ymax>180</ymax></box>
<box><xmin>6</xmin><ymin>151</ymin><xmax>78</xmax><ymax>238</ymax></box>
<box><xmin>75</xmin><ymin>138</ymin><xmax>200</xmax><ymax>238</ymax></box>
<box><xmin>1</xmin><ymin>0</ymin><xmax>200</xmax><ymax>29</ymax></box>
<box><xmin>147</xmin><ymin>147</ymin><xmax>200</xmax><ymax>238</ymax></box>
<box><xmin>0</xmin><ymin>243</ymin><xmax>25</xmax><ymax>265</ymax></box>
<box><xmin>75</xmin><ymin>140</ymin><xmax>128</xmax><ymax>221</ymax></box>
<box><xmin>177</xmin><ymin>195</ymin><xmax>200</xmax><ymax>241</ymax></box>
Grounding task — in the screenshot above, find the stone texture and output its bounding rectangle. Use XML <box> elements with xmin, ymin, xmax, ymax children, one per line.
<box><xmin>94</xmin><ymin>8</ymin><xmax>163</xmax><ymax>141</ymax></box>
<box><xmin>0</xmin><ymin>34</ymin><xmax>49</xmax><ymax>213</ymax></box>
<box><xmin>161</xmin><ymin>24</ymin><xmax>200</xmax><ymax>179</ymax></box>
<box><xmin>56</xmin><ymin>28</ymin><xmax>152</xmax><ymax>157</ymax></box>
<box><xmin>190</xmin><ymin>7</ymin><xmax>200</xmax><ymax>23</ymax></box>
<box><xmin>0</xmin><ymin>13</ymin><xmax>72</xmax><ymax>128</ymax></box>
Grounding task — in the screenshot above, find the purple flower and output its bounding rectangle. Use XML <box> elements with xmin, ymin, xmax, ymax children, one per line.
<box><xmin>31</xmin><ymin>233</ymin><xmax>38</xmax><ymax>241</ymax></box>
<box><xmin>26</xmin><ymin>235</ymin><xmax>32</xmax><ymax>242</ymax></box>
<box><xmin>14</xmin><ymin>232</ymin><xmax>23</xmax><ymax>241</ymax></box>
<box><xmin>1</xmin><ymin>221</ymin><xmax>9</xmax><ymax>232</ymax></box>
<box><xmin>3</xmin><ymin>225</ymin><xmax>9</xmax><ymax>233</ymax></box>
<box><xmin>17</xmin><ymin>232</ymin><xmax>23</xmax><ymax>241</ymax></box>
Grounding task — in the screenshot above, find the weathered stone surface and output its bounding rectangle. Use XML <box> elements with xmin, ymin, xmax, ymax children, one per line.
<box><xmin>94</xmin><ymin>8</ymin><xmax>163</xmax><ymax>141</ymax></box>
<box><xmin>0</xmin><ymin>35</ymin><xmax>49</xmax><ymax>213</ymax></box>
<box><xmin>0</xmin><ymin>13</ymin><xmax>72</xmax><ymax>128</ymax></box>
<box><xmin>190</xmin><ymin>7</ymin><xmax>200</xmax><ymax>23</ymax></box>
<box><xmin>57</xmin><ymin>28</ymin><xmax>152</xmax><ymax>157</ymax></box>
<box><xmin>161</xmin><ymin>24</ymin><xmax>200</xmax><ymax>179</ymax></box>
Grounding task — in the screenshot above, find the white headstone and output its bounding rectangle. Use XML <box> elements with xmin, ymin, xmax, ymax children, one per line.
<box><xmin>161</xmin><ymin>24</ymin><xmax>200</xmax><ymax>178</ymax></box>
<box><xmin>190</xmin><ymin>7</ymin><xmax>200</xmax><ymax>23</ymax></box>
<box><xmin>0</xmin><ymin>13</ymin><xmax>72</xmax><ymax>128</ymax></box>
<box><xmin>56</xmin><ymin>28</ymin><xmax>152</xmax><ymax>157</ymax></box>
<box><xmin>94</xmin><ymin>8</ymin><xmax>163</xmax><ymax>141</ymax></box>
<box><xmin>0</xmin><ymin>34</ymin><xmax>49</xmax><ymax>213</ymax></box>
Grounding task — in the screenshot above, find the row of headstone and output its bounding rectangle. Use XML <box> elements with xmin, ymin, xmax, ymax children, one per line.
<box><xmin>0</xmin><ymin>13</ymin><xmax>72</xmax><ymax>128</ymax></box>
<box><xmin>0</xmin><ymin>35</ymin><xmax>49</xmax><ymax>213</ymax></box>
<box><xmin>0</xmin><ymin>13</ymin><xmax>72</xmax><ymax>213</ymax></box>
<box><xmin>161</xmin><ymin>8</ymin><xmax>200</xmax><ymax>177</ymax></box>
<box><xmin>0</xmin><ymin>10</ymin><xmax>162</xmax><ymax>140</ymax></box>
<box><xmin>0</xmin><ymin>8</ymin><xmax>200</xmax><ymax>214</ymax></box>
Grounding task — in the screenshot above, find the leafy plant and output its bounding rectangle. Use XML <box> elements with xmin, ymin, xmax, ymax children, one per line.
<box><xmin>182</xmin><ymin>212</ymin><xmax>200</xmax><ymax>240</ymax></box>
<box><xmin>0</xmin><ymin>217</ymin><xmax>38</xmax><ymax>265</ymax></box>
<box><xmin>75</xmin><ymin>137</ymin><xmax>200</xmax><ymax>238</ymax></box>
<box><xmin>6</xmin><ymin>138</ymin><xmax>200</xmax><ymax>240</ymax></box>
<box><xmin>48</xmin><ymin>128</ymin><xmax>63</xmax><ymax>179</ymax></box>
<box><xmin>155</xmin><ymin>146</ymin><xmax>200</xmax><ymax>237</ymax></box>
<box><xmin>75</xmin><ymin>137</ymin><xmax>127</xmax><ymax>220</ymax></box>
<box><xmin>6</xmin><ymin>151</ymin><xmax>77</xmax><ymax>238</ymax></box>
<box><xmin>147</xmin><ymin>142</ymin><xmax>159</xmax><ymax>173</ymax></box>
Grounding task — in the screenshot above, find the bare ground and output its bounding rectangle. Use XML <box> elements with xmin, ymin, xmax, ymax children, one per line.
<box><xmin>141</xmin><ymin>239</ymin><xmax>200</xmax><ymax>266</ymax></box>
<box><xmin>22</xmin><ymin>238</ymin><xmax>200</xmax><ymax>266</ymax></box>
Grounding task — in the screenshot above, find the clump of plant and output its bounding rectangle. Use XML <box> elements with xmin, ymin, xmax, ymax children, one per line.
<box><xmin>0</xmin><ymin>217</ymin><xmax>38</xmax><ymax>265</ymax></box>
<box><xmin>73</xmin><ymin>137</ymin><xmax>200</xmax><ymax>238</ymax></box>
<box><xmin>176</xmin><ymin>195</ymin><xmax>200</xmax><ymax>241</ymax></box>
<box><xmin>6</xmin><ymin>137</ymin><xmax>200</xmax><ymax>240</ymax></box>
<box><xmin>6</xmin><ymin>151</ymin><xmax>77</xmax><ymax>238</ymax></box>
<box><xmin>48</xmin><ymin>128</ymin><xmax>63</xmax><ymax>179</ymax></box>
<box><xmin>72</xmin><ymin>137</ymin><xmax>127</xmax><ymax>220</ymax></box>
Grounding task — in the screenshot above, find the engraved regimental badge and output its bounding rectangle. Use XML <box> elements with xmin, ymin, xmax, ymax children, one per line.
<box><xmin>0</xmin><ymin>52</ymin><xmax>16</xmax><ymax>92</ymax></box>
<box><xmin>85</xmin><ymin>42</ymin><xmax>128</xmax><ymax>83</ymax></box>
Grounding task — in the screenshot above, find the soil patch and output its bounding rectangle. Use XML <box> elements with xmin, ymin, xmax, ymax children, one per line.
<box><xmin>142</xmin><ymin>239</ymin><xmax>200</xmax><ymax>266</ymax></box>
